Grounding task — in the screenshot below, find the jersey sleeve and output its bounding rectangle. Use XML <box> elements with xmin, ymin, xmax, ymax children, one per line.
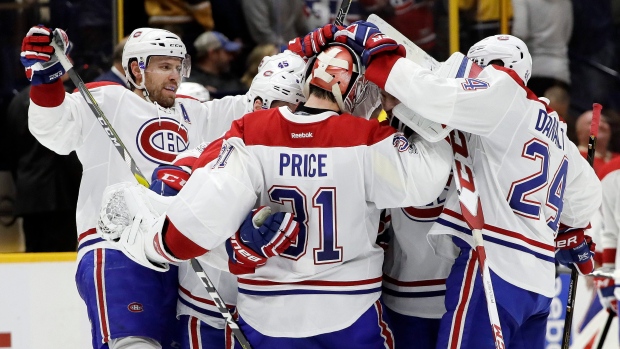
<box><xmin>28</xmin><ymin>81</ymin><xmax>89</xmax><ymax>155</ymax></box>
<box><xmin>365</xmin><ymin>126</ymin><xmax>453</xmax><ymax>209</ymax></box>
<box><xmin>366</xmin><ymin>54</ymin><xmax>523</xmax><ymax>137</ymax></box>
<box><xmin>601</xmin><ymin>171</ymin><xmax>620</xmax><ymax>266</ymax></box>
<box><xmin>559</xmin><ymin>141</ymin><xmax>602</xmax><ymax>230</ymax></box>
<box><xmin>201</xmin><ymin>94</ymin><xmax>248</xmax><ymax>142</ymax></box>
<box><xmin>163</xmin><ymin>122</ymin><xmax>264</xmax><ymax>259</ymax></box>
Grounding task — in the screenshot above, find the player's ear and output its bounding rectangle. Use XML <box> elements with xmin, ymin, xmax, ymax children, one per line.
<box><xmin>130</xmin><ymin>61</ymin><xmax>143</xmax><ymax>84</ymax></box>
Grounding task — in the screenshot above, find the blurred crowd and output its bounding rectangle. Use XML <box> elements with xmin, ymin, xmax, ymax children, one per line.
<box><xmin>0</xmin><ymin>0</ymin><xmax>619</xmax><ymax>253</ymax></box>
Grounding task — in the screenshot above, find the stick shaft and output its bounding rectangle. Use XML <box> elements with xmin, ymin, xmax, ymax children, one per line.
<box><xmin>334</xmin><ymin>0</ymin><xmax>352</xmax><ymax>26</ymax></box>
<box><xmin>561</xmin><ymin>103</ymin><xmax>602</xmax><ymax>349</ymax></box>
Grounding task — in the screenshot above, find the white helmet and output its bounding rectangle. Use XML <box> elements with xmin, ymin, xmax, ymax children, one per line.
<box><xmin>122</xmin><ymin>28</ymin><xmax>191</xmax><ymax>90</ymax></box>
<box><xmin>247</xmin><ymin>51</ymin><xmax>307</xmax><ymax>111</ymax></box>
<box><xmin>177</xmin><ymin>82</ymin><xmax>210</xmax><ymax>102</ymax></box>
<box><xmin>257</xmin><ymin>50</ymin><xmax>306</xmax><ymax>77</ymax></box>
<box><xmin>467</xmin><ymin>35</ymin><xmax>532</xmax><ymax>85</ymax></box>
<box><xmin>248</xmin><ymin>69</ymin><xmax>305</xmax><ymax>110</ymax></box>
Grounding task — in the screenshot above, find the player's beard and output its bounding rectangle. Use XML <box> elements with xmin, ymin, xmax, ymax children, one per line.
<box><xmin>146</xmin><ymin>78</ymin><xmax>178</xmax><ymax>108</ymax></box>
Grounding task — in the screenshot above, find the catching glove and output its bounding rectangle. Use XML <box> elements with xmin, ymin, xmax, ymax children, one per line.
<box><xmin>226</xmin><ymin>206</ymin><xmax>300</xmax><ymax>275</ymax></box>
<box><xmin>334</xmin><ymin>20</ymin><xmax>405</xmax><ymax>66</ymax></box>
<box><xmin>555</xmin><ymin>228</ymin><xmax>596</xmax><ymax>275</ymax></box>
<box><xmin>288</xmin><ymin>24</ymin><xmax>343</xmax><ymax>59</ymax></box>
<box><xmin>21</xmin><ymin>26</ymin><xmax>70</xmax><ymax>85</ymax></box>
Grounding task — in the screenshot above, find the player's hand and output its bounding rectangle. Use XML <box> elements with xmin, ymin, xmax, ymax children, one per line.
<box><xmin>20</xmin><ymin>26</ymin><xmax>70</xmax><ymax>85</ymax></box>
<box><xmin>555</xmin><ymin>229</ymin><xmax>596</xmax><ymax>275</ymax></box>
<box><xmin>225</xmin><ymin>206</ymin><xmax>300</xmax><ymax>275</ymax></box>
<box><xmin>334</xmin><ymin>20</ymin><xmax>405</xmax><ymax>66</ymax></box>
<box><xmin>288</xmin><ymin>24</ymin><xmax>343</xmax><ymax>59</ymax></box>
<box><xmin>149</xmin><ymin>165</ymin><xmax>190</xmax><ymax>196</ymax></box>
<box><xmin>594</xmin><ymin>276</ymin><xmax>618</xmax><ymax>313</ymax></box>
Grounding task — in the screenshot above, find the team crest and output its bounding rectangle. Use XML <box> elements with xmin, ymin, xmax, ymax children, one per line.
<box><xmin>393</xmin><ymin>133</ymin><xmax>409</xmax><ymax>152</ymax></box>
<box><xmin>137</xmin><ymin>117</ymin><xmax>189</xmax><ymax>164</ymax></box>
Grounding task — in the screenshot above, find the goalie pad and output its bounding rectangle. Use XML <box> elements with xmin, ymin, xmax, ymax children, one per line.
<box><xmin>98</xmin><ymin>182</ymin><xmax>181</xmax><ymax>272</ymax></box>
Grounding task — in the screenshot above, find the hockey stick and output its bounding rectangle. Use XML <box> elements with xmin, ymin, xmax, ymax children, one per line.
<box><xmin>596</xmin><ymin>310</ymin><xmax>615</xmax><ymax>349</ymax></box>
<box><xmin>50</xmin><ymin>31</ymin><xmax>149</xmax><ymax>188</ymax></box>
<box><xmin>450</xmin><ymin>130</ymin><xmax>505</xmax><ymax>349</ymax></box>
<box><xmin>561</xmin><ymin>103</ymin><xmax>602</xmax><ymax>349</ymax></box>
<box><xmin>334</xmin><ymin>0</ymin><xmax>352</xmax><ymax>26</ymax></box>
<box><xmin>50</xmin><ymin>30</ymin><xmax>253</xmax><ymax>349</ymax></box>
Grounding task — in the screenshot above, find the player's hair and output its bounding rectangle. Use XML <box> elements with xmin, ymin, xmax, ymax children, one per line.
<box><xmin>309</xmin><ymin>84</ymin><xmax>337</xmax><ymax>104</ymax></box>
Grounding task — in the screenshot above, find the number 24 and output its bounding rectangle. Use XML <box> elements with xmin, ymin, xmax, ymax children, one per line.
<box><xmin>507</xmin><ymin>139</ymin><xmax>568</xmax><ymax>231</ymax></box>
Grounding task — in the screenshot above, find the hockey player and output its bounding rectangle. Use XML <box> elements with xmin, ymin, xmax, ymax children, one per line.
<box><xmin>97</xmin><ymin>43</ymin><xmax>453</xmax><ymax>348</ymax></box>
<box><xmin>20</xmin><ymin>25</ymin><xmax>306</xmax><ymax>349</ymax></box>
<box><xmin>152</xmin><ymin>51</ymin><xmax>308</xmax><ymax>349</ymax></box>
<box><xmin>597</xmin><ymin>157</ymin><xmax>620</xmax><ymax>315</ymax></box>
<box><xmin>378</xmin><ymin>91</ymin><xmax>453</xmax><ymax>349</ymax></box>
<box><xmin>332</xmin><ymin>22</ymin><xmax>602</xmax><ymax>348</ymax></box>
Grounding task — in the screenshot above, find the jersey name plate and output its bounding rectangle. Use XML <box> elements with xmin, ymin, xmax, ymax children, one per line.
<box><xmin>277</xmin><ymin>150</ymin><xmax>333</xmax><ymax>180</ymax></box>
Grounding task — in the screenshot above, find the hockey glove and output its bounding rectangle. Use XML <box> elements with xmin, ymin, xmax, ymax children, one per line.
<box><xmin>594</xmin><ymin>274</ymin><xmax>618</xmax><ymax>313</ymax></box>
<box><xmin>334</xmin><ymin>20</ymin><xmax>405</xmax><ymax>67</ymax></box>
<box><xmin>21</xmin><ymin>26</ymin><xmax>70</xmax><ymax>85</ymax></box>
<box><xmin>150</xmin><ymin>165</ymin><xmax>190</xmax><ymax>196</ymax></box>
<box><xmin>555</xmin><ymin>228</ymin><xmax>596</xmax><ymax>275</ymax></box>
<box><xmin>288</xmin><ymin>24</ymin><xmax>343</xmax><ymax>59</ymax></box>
<box><xmin>226</xmin><ymin>206</ymin><xmax>300</xmax><ymax>275</ymax></box>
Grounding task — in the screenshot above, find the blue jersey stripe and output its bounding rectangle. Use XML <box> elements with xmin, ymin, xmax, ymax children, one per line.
<box><xmin>78</xmin><ymin>237</ymin><xmax>105</xmax><ymax>252</ymax></box>
<box><xmin>456</xmin><ymin>56</ymin><xmax>470</xmax><ymax>78</ymax></box>
<box><xmin>436</xmin><ymin>218</ymin><xmax>555</xmax><ymax>263</ymax></box>
<box><xmin>382</xmin><ymin>287</ymin><xmax>446</xmax><ymax>298</ymax></box>
<box><xmin>178</xmin><ymin>296</ymin><xmax>232</xmax><ymax>319</ymax></box>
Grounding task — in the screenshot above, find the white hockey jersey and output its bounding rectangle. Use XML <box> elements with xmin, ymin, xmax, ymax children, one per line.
<box><xmin>367</xmin><ymin>52</ymin><xmax>601</xmax><ymax>297</ymax></box>
<box><xmin>28</xmin><ymin>81</ymin><xmax>249</xmax><ymax>327</ymax></box>
<box><xmin>382</xmin><ymin>177</ymin><xmax>453</xmax><ymax>318</ymax></box>
<box><xmin>162</xmin><ymin>106</ymin><xmax>453</xmax><ymax>337</ymax></box>
<box><xmin>599</xmin><ymin>158</ymin><xmax>620</xmax><ymax>267</ymax></box>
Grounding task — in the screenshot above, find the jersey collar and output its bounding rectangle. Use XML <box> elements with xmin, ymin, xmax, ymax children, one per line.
<box><xmin>279</xmin><ymin>106</ymin><xmax>338</xmax><ymax>124</ymax></box>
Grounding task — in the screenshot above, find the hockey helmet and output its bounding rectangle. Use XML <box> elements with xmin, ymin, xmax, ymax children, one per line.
<box><xmin>177</xmin><ymin>82</ymin><xmax>210</xmax><ymax>102</ymax></box>
<box><xmin>467</xmin><ymin>34</ymin><xmax>532</xmax><ymax>85</ymax></box>
<box><xmin>302</xmin><ymin>42</ymin><xmax>367</xmax><ymax>114</ymax></box>
<box><xmin>122</xmin><ymin>28</ymin><xmax>191</xmax><ymax>90</ymax></box>
<box><xmin>247</xmin><ymin>51</ymin><xmax>307</xmax><ymax>111</ymax></box>
<box><xmin>257</xmin><ymin>50</ymin><xmax>307</xmax><ymax>77</ymax></box>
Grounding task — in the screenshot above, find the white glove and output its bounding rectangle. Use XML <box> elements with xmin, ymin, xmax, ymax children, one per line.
<box><xmin>97</xmin><ymin>182</ymin><xmax>181</xmax><ymax>271</ymax></box>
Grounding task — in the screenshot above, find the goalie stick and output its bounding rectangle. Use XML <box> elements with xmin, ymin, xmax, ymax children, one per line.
<box><xmin>50</xmin><ymin>30</ymin><xmax>253</xmax><ymax>349</ymax></box>
<box><xmin>561</xmin><ymin>103</ymin><xmax>602</xmax><ymax>349</ymax></box>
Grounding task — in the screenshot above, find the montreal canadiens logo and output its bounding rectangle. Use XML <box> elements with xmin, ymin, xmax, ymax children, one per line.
<box><xmin>393</xmin><ymin>134</ymin><xmax>409</xmax><ymax>152</ymax></box>
<box><xmin>127</xmin><ymin>302</ymin><xmax>143</xmax><ymax>312</ymax></box>
<box><xmin>137</xmin><ymin>117</ymin><xmax>189</xmax><ymax>164</ymax></box>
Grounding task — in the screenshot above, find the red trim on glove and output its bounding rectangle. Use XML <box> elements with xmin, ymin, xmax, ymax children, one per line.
<box><xmin>365</xmin><ymin>54</ymin><xmax>403</xmax><ymax>90</ymax></box>
<box><xmin>603</xmin><ymin>248</ymin><xmax>617</xmax><ymax>265</ymax></box>
<box><xmin>30</xmin><ymin>79</ymin><xmax>65</xmax><ymax>107</ymax></box>
<box><xmin>163</xmin><ymin>218</ymin><xmax>208</xmax><ymax>260</ymax></box>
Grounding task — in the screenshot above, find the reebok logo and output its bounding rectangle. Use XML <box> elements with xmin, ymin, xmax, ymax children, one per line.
<box><xmin>291</xmin><ymin>132</ymin><xmax>313</xmax><ymax>139</ymax></box>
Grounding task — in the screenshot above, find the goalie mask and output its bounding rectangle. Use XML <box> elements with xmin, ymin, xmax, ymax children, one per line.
<box><xmin>302</xmin><ymin>43</ymin><xmax>370</xmax><ymax>115</ymax></box>
<box><xmin>122</xmin><ymin>28</ymin><xmax>191</xmax><ymax>90</ymax></box>
<box><xmin>467</xmin><ymin>35</ymin><xmax>532</xmax><ymax>85</ymax></box>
